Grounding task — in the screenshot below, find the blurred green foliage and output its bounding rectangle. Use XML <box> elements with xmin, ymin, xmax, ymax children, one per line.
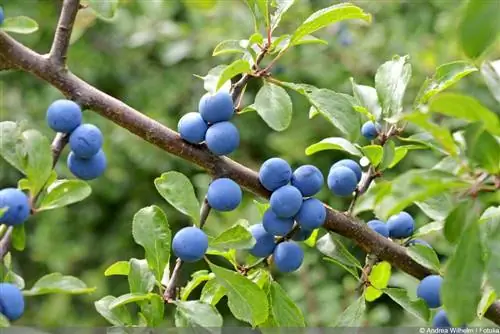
<box><xmin>1</xmin><ymin>0</ymin><xmax>499</xmax><ymax>327</ymax></box>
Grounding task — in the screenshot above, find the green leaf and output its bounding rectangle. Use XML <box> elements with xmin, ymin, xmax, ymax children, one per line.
<box><xmin>200</xmin><ymin>279</ymin><xmax>227</xmax><ymax>306</ymax></box>
<box><xmin>140</xmin><ymin>294</ymin><xmax>165</xmax><ymax>327</ymax></box>
<box><xmin>104</xmin><ymin>261</ymin><xmax>130</xmax><ymax>276</ymax></box>
<box><xmin>459</xmin><ymin>0</ymin><xmax>500</xmax><ymax>59</ymax></box>
<box><xmin>209</xmin><ymin>224</ymin><xmax>255</xmax><ymax>251</ymax></box>
<box><xmin>154</xmin><ymin>171</ymin><xmax>200</xmax><ymax>221</ymax></box>
<box><xmin>485</xmin><ymin>208</ymin><xmax>500</xmax><ymax>298</ymax></box>
<box><xmin>200</xmin><ymin>65</ymin><xmax>231</xmax><ymax>94</ymax></box>
<box><xmin>365</xmin><ymin>261</ymin><xmax>391</xmax><ymax>302</ymax></box>
<box><xmin>88</xmin><ymin>0</ymin><xmax>119</xmax><ymax>20</ymax></box>
<box><xmin>477</xmin><ymin>287</ymin><xmax>496</xmax><ymax>319</ymax></box>
<box><xmin>109</xmin><ymin>293</ymin><xmax>152</xmax><ymax>309</ymax></box>
<box><xmin>415</xmin><ymin>193</ymin><xmax>456</xmax><ymax>221</ymax></box>
<box><xmin>20</xmin><ymin>129</ymin><xmax>53</xmax><ymax>196</ymax></box>
<box><xmin>270</xmin><ymin>0</ymin><xmax>295</xmax><ymax>31</ymax></box>
<box><xmin>0</xmin><ymin>313</ymin><xmax>9</xmax><ymax>327</ymax></box>
<box><xmin>480</xmin><ymin>60</ymin><xmax>500</xmax><ymax>104</ymax></box>
<box><xmin>444</xmin><ymin>200</ymin><xmax>479</xmax><ymax>244</ymax></box>
<box><xmin>304</xmin><ymin>228</ymin><xmax>319</xmax><ymax>248</ymax></box>
<box><xmin>317</xmin><ymin>233</ymin><xmax>361</xmax><ymax>278</ymax></box>
<box><xmin>132</xmin><ymin>206</ymin><xmax>171</xmax><ymax>281</ymax></box>
<box><xmin>212</xmin><ymin>40</ymin><xmax>246</xmax><ymax>56</ymax></box>
<box><xmin>268</xmin><ymin>281</ymin><xmax>305</xmax><ymax>327</ymax></box>
<box><xmin>442</xmin><ymin>222</ymin><xmax>485</xmax><ymax>326</ymax></box>
<box><xmin>253</xmin><ymin>200</ymin><xmax>269</xmax><ymax>217</ymax></box>
<box><xmin>208</xmin><ymin>262</ymin><xmax>268</xmax><ymax>326</ymax></box>
<box><xmin>429</xmin><ymin>93</ymin><xmax>500</xmax><ymax>136</ymax></box>
<box><xmin>379</xmin><ymin>140</ymin><xmax>396</xmax><ymax>171</ymax></box>
<box><xmin>0</xmin><ymin>121</ymin><xmax>24</xmax><ymax>172</ymax></box>
<box><xmin>11</xmin><ymin>224</ymin><xmax>25</xmax><ymax>251</ymax></box>
<box><xmin>95</xmin><ymin>296</ymin><xmax>132</xmax><ymax>326</ymax></box>
<box><xmin>361</xmin><ymin>145</ymin><xmax>383</xmax><ymax>167</ymax></box>
<box><xmin>38</xmin><ymin>180</ymin><xmax>91</xmax><ymax>211</ymax></box>
<box><xmin>256</xmin><ymin>0</ymin><xmax>270</xmax><ymax>28</ymax></box>
<box><xmin>128</xmin><ymin>258</ymin><xmax>155</xmax><ymax>294</ymax></box>
<box><xmin>407</xmin><ymin>244</ymin><xmax>440</xmax><ymax>273</ymax></box>
<box><xmin>181</xmin><ymin>270</ymin><xmax>214</xmax><ymax>301</ymax></box>
<box><xmin>387</xmin><ymin>147</ymin><xmax>408</xmax><ymax>169</ymax></box>
<box><xmin>254</xmin><ymin>81</ymin><xmax>293</xmax><ymax>132</ymax></box>
<box><xmin>175</xmin><ymin>300</ymin><xmax>223</xmax><ymax>332</ymax></box>
<box><xmin>1</xmin><ymin>16</ymin><xmax>39</xmax><ymax>34</ymax></box>
<box><xmin>305</xmin><ymin>137</ymin><xmax>362</xmax><ymax>157</ymax></box>
<box><xmin>290</xmin><ymin>3</ymin><xmax>371</xmax><ymax>46</ymax></box>
<box><xmin>463</xmin><ymin>123</ymin><xmax>500</xmax><ymax>174</ymax></box>
<box><xmin>216</xmin><ymin>59</ymin><xmax>252</xmax><ymax>92</ymax></box>
<box><xmin>182</xmin><ymin>0</ymin><xmax>217</xmax><ymax>11</ymax></box>
<box><xmin>247</xmin><ymin>269</ymin><xmax>271</xmax><ymax>290</ymax></box>
<box><xmin>375</xmin><ymin>55</ymin><xmax>412</xmax><ymax>119</ymax></box>
<box><xmin>415</xmin><ymin>61</ymin><xmax>477</xmax><ymax>105</ymax></box>
<box><xmin>351</xmin><ymin>78</ymin><xmax>381</xmax><ymax>120</ymax></box>
<box><xmin>384</xmin><ymin>288</ymin><xmax>430</xmax><ymax>321</ymax></box>
<box><xmin>23</xmin><ymin>273</ymin><xmax>96</xmax><ymax>296</ymax></box>
<box><xmin>334</xmin><ymin>295</ymin><xmax>366</xmax><ymax>326</ymax></box>
<box><xmin>413</xmin><ymin>221</ymin><xmax>444</xmax><ymax>237</ymax></box>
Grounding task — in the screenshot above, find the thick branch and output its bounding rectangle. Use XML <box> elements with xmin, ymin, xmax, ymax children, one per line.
<box><xmin>49</xmin><ymin>0</ymin><xmax>80</xmax><ymax>67</ymax></box>
<box><xmin>1</xmin><ymin>31</ymin><xmax>500</xmax><ymax>325</ymax></box>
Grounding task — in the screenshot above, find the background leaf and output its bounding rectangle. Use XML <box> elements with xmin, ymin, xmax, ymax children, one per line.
<box><xmin>1</xmin><ymin>16</ymin><xmax>39</xmax><ymax>34</ymax></box>
<box><xmin>155</xmin><ymin>171</ymin><xmax>200</xmax><ymax>221</ymax></box>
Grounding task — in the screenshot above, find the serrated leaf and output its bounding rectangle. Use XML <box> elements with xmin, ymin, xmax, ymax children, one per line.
<box><xmin>459</xmin><ymin>0</ymin><xmax>500</xmax><ymax>59</ymax></box>
<box><xmin>175</xmin><ymin>300</ymin><xmax>223</xmax><ymax>333</ymax></box>
<box><xmin>335</xmin><ymin>295</ymin><xmax>365</xmax><ymax>326</ymax></box>
<box><xmin>11</xmin><ymin>224</ymin><xmax>25</xmax><ymax>251</ymax></box>
<box><xmin>415</xmin><ymin>194</ymin><xmax>456</xmax><ymax>221</ymax></box>
<box><xmin>407</xmin><ymin>244</ymin><xmax>440</xmax><ymax>273</ymax></box>
<box><xmin>200</xmin><ymin>279</ymin><xmax>227</xmax><ymax>306</ymax></box>
<box><xmin>317</xmin><ymin>233</ymin><xmax>361</xmax><ymax>279</ymax></box>
<box><xmin>95</xmin><ymin>296</ymin><xmax>132</xmax><ymax>326</ymax></box>
<box><xmin>128</xmin><ymin>258</ymin><xmax>155</xmax><ymax>294</ymax></box>
<box><xmin>216</xmin><ymin>59</ymin><xmax>252</xmax><ymax>91</ymax></box>
<box><xmin>268</xmin><ymin>281</ymin><xmax>305</xmax><ymax>327</ymax></box>
<box><xmin>181</xmin><ymin>270</ymin><xmax>214</xmax><ymax>301</ymax></box>
<box><xmin>290</xmin><ymin>3</ymin><xmax>371</xmax><ymax>46</ymax></box>
<box><xmin>109</xmin><ymin>293</ymin><xmax>152</xmax><ymax>309</ymax></box>
<box><xmin>154</xmin><ymin>171</ymin><xmax>200</xmax><ymax>221</ymax></box>
<box><xmin>23</xmin><ymin>273</ymin><xmax>96</xmax><ymax>296</ymax></box>
<box><xmin>212</xmin><ymin>40</ymin><xmax>246</xmax><ymax>56</ymax></box>
<box><xmin>254</xmin><ymin>81</ymin><xmax>293</xmax><ymax>131</ymax></box>
<box><xmin>360</xmin><ymin>145</ymin><xmax>383</xmax><ymax>167</ymax></box>
<box><xmin>208</xmin><ymin>262</ymin><xmax>268</xmax><ymax>326</ymax></box>
<box><xmin>481</xmin><ymin>60</ymin><xmax>500</xmax><ymax>104</ymax></box>
<box><xmin>270</xmin><ymin>0</ymin><xmax>295</xmax><ymax>31</ymax></box>
<box><xmin>209</xmin><ymin>224</ymin><xmax>255</xmax><ymax>251</ymax></box>
<box><xmin>442</xmin><ymin>222</ymin><xmax>485</xmax><ymax>326</ymax></box>
<box><xmin>413</xmin><ymin>221</ymin><xmax>444</xmax><ymax>237</ymax></box>
<box><xmin>0</xmin><ymin>122</ymin><xmax>24</xmax><ymax>172</ymax></box>
<box><xmin>88</xmin><ymin>0</ymin><xmax>119</xmax><ymax>20</ymax></box>
<box><xmin>132</xmin><ymin>206</ymin><xmax>171</xmax><ymax>281</ymax></box>
<box><xmin>1</xmin><ymin>16</ymin><xmax>39</xmax><ymax>34</ymax></box>
<box><xmin>38</xmin><ymin>180</ymin><xmax>91</xmax><ymax>211</ymax></box>
<box><xmin>384</xmin><ymin>288</ymin><xmax>430</xmax><ymax>321</ymax></box>
<box><xmin>351</xmin><ymin>79</ymin><xmax>381</xmax><ymax>120</ymax></box>
<box><xmin>305</xmin><ymin>137</ymin><xmax>362</xmax><ymax>156</ymax></box>
<box><xmin>104</xmin><ymin>261</ymin><xmax>130</xmax><ymax>276</ymax></box>
<box><xmin>365</xmin><ymin>261</ymin><xmax>391</xmax><ymax>302</ymax></box>
<box><xmin>20</xmin><ymin>129</ymin><xmax>53</xmax><ymax>195</ymax></box>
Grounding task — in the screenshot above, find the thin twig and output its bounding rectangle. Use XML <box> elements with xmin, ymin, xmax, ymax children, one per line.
<box><xmin>51</xmin><ymin>133</ymin><xmax>70</xmax><ymax>168</ymax></box>
<box><xmin>199</xmin><ymin>197</ymin><xmax>211</xmax><ymax>229</ymax></box>
<box><xmin>231</xmin><ymin>45</ymin><xmax>269</xmax><ymax>103</ymax></box>
<box><xmin>0</xmin><ymin>226</ymin><xmax>14</xmax><ymax>259</ymax></box>
<box><xmin>348</xmin><ymin>166</ymin><xmax>379</xmax><ymax>214</ymax></box>
<box><xmin>49</xmin><ymin>0</ymin><xmax>81</xmax><ymax>67</ymax></box>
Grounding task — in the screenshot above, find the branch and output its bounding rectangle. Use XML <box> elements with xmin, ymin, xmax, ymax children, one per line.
<box><xmin>1</xmin><ymin>31</ymin><xmax>500</xmax><ymax>325</ymax></box>
<box><xmin>0</xmin><ymin>226</ymin><xmax>13</xmax><ymax>259</ymax></box>
<box><xmin>49</xmin><ymin>0</ymin><xmax>81</xmax><ymax>67</ymax></box>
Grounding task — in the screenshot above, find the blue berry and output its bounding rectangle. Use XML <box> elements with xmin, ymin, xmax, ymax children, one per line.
<box><xmin>273</xmin><ymin>241</ymin><xmax>304</xmax><ymax>273</ymax></box>
<box><xmin>331</xmin><ymin>159</ymin><xmax>362</xmax><ymax>182</ymax></box>
<box><xmin>417</xmin><ymin>275</ymin><xmax>443</xmax><ymax>308</ymax></box>
<box><xmin>249</xmin><ymin>224</ymin><xmax>276</xmax><ymax>258</ymax></box>
<box><xmin>408</xmin><ymin>239</ymin><xmax>432</xmax><ymax>248</ymax></box>
<box><xmin>361</xmin><ymin>121</ymin><xmax>381</xmax><ymax>140</ymax></box>
<box><xmin>177</xmin><ymin>112</ymin><xmax>208</xmax><ymax>144</ymax></box>
<box><xmin>0</xmin><ymin>188</ymin><xmax>30</xmax><ymax>226</ymax></box>
<box><xmin>387</xmin><ymin>211</ymin><xmax>415</xmax><ymax>239</ymax></box>
<box><xmin>0</xmin><ymin>7</ymin><xmax>4</xmax><ymax>26</ymax></box>
<box><xmin>172</xmin><ymin>227</ymin><xmax>208</xmax><ymax>262</ymax></box>
<box><xmin>292</xmin><ymin>228</ymin><xmax>313</xmax><ymax>242</ymax></box>
<box><xmin>199</xmin><ymin>91</ymin><xmax>234</xmax><ymax>123</ymax></box>
<box><xmin>262</xmin><ymin>208</ymin><xmax>294</xmax><ymax>237</ymax></box>
<box><xmin>327</xmin><ymin>166</ymin><xmax>358</xmax><ymax>197</ymax></box>
<box><xmin>432</xmin><ymin>310</ymin><xmax>451</xmax><ymax>328</ymax></box>
<box><xmin>259</xmin><ymin>158</ymin><xmax>292</xmax><ymax>191</ymax></box>
<box><xmin>295</xmin><ymin>198</ymin><xmax>326</xmax><ymax>230</ymax></box>
<box><xmin>46</xmin><ymin>99</ymin><xmax>82</xmax><ymax>133</ymax></box>
<box><xmin>67</xmin><ymin>149</ymin><xmax>107</xmax><ymax>180</ymax></box>
<box><xmin>205</xmin><ymin>121</ymin><xmax>239</xmax><ymax>156</ymax></box>
<box><xmin>269</xmin><ymin>185</ymin><xmax>303</xmax><ymax>218</ymax></box>
<box><xmin>367</xmin><ymin>220</ymin><xmax>389</xmax><ymax>238</ymax></box>
<box><xmin>69</xmin><ymin>124</ymin><xmax>103</xmax><ymax>158</ymax></box>
<box><xmin>0</xmin><ymin>283</ymin><xmax>24</xmax><ymax>321</ymax></box>
<box><xmin>206</xmin><ymin>178</ymin><xmax>242</xmax><ymax>211</ymax></box>
<box><xmin>291</xmin><ymin>165</ymin><xmax>324</xmax><ymax>197</ymax></box>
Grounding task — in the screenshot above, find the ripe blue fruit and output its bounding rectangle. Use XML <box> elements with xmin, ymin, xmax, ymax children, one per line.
<box><xmin>361</xmin><ymin>121</ymin><xmax>381</xmax><ymax>140</ymax></box>
<box><xmin>387</xmin><ymin>211</ymin><xmax>415</xmax><ymax>238</ymax></box>
<box><xmin>417</xmin><ymin>275</ymin><xmax>443</xmax><ymax>308</ymax></box>
<box><xmin>0</xmin><ymin>188</ymin><xmax>30</xmax><ymax>226</ymax></box>
<box><xmin>367</xmin><ymin>220</ymin><xmax>389</xmax><ymax>238</ymax></box>
<box><xmin>198</xmin><ymin>91</ymin><xmax>234</xmax><ymax>123</ymax></box>
<box><xmin>205</xmin><ymin>121</ymin><xmax>239</xmax><ymax>156</ymax></box>
<box><xmin>0</xmin><ymin>283</ymin><xmax>24</xmax><ymax>321</ymax></box>
<box><xmin>207</xmin><ymin>178</ymin><xmax>242</xmax><ymax>211</ymax></box>
<box><xmin>331</xmin><ymin>159</ymin><xmax>362</xmax><ymax>182</ymax></box>
<box><xmin>269</xmin><ymin>185</ymin><xmax>303</xmax><ymax>218</ymax></box>
<box><xmin>295</xmin><ymin>198</ymin><xmax>326</xmax><ymax>230</ymax></box>
<box><xmin>177</xmin><ymin>112</ymin><xmax>208</xmax><ymax>144</ymax></box>
<box><xmin>432</xmin><ymin>310</ymin><xmax>451</xmax><ymax>328</ymax></box>
<box><xmin>46</xmin><ymin>99</ymin><xmax>82</xmax><ymax>133</ymax></box>
<box><xmin>273</xmin><ymin>241</ymin><xmax>304</xmax><ymax>273</ymax></box>
<box><xmin>259</xmin><ymin>158</ymin><xmax>292</xmax><ymax>191</ymax></box>
<box><xmin>67</xmin><ymin>149</ymin><xmax>107</xmax><ymax>180</ymax></box>
<box><xmin>249</xmin><ymin>224</ymin><xmax>276</xmax><ymax>258</ymax></box>
<box><xmin>0</xmin><ymin>7</ymin><xmax>4</xmax><ymax>26</ymax></box>
<box><xmin>408</xmin><ymin>239</ymin><xmax>432</xmax><ymax>248</ymax></box>
<box><xmin>263</xmin><ymin>208</ymin><xmax>294</xmax><ymax>237</ymax></box>
<box><xmin>292</xmin><ymin>228</ymin><xmax>313</xmax><ymax>241</ymax></box>
<box><xmin>69</xmin><ymin>124</ymin><xmax>103</xmax><ymax>158</ymax></box>
<box><xmin>328</xmin><ymin>166</ymin><xmax>358</xmax><ymax>197</ymax></box>
<box><xmin>291</xmin><ymin>165</ymin><xmax>324</xmax><ymax>197</ymax></box>
<box><xmin>172</xmin><ymin>226</ymin><xmax>208</xmax><ymax>262</ymax></box>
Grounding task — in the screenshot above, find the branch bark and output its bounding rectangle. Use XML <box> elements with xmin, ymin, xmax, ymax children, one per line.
<box><xmin>1</xmin><ymin>31</ymin><xmax>499</xmax><ymax>325</ymax></box>
<box><xmin>49</xmin><ymin>0</ymin><xmax>81</xmax><ymax>67</ymax></box>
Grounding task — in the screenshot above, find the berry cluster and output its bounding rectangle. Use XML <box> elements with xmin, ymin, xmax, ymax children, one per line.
<box><xmin>178</xmin><ymin>91</ymin><xmax>239</xmax><ymax>156</ymax></box>
<box><xmin>249</xmin><ymin>158</ymin><xmax>326</xmax><ymax>273</ymax></box>
<box><xmin>46</xmin><ymin>100</ymin><xmax>107</xmax><ymax>180</ymax></box>
<box><xmin>0</xmin><ymin>283</ymin><xmax>24</xmax><ymax>322</ymax></box>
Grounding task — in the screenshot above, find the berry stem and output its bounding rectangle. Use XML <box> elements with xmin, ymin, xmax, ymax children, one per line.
<box><xmin>163</xmin><ymin>258</ymin><xmax>183</xmax><ymax>303</ymax></box>
<box><xmin>0</xmin><ymin>226</ymin><xmax>13</xmax><ymax>259</ymax></box>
